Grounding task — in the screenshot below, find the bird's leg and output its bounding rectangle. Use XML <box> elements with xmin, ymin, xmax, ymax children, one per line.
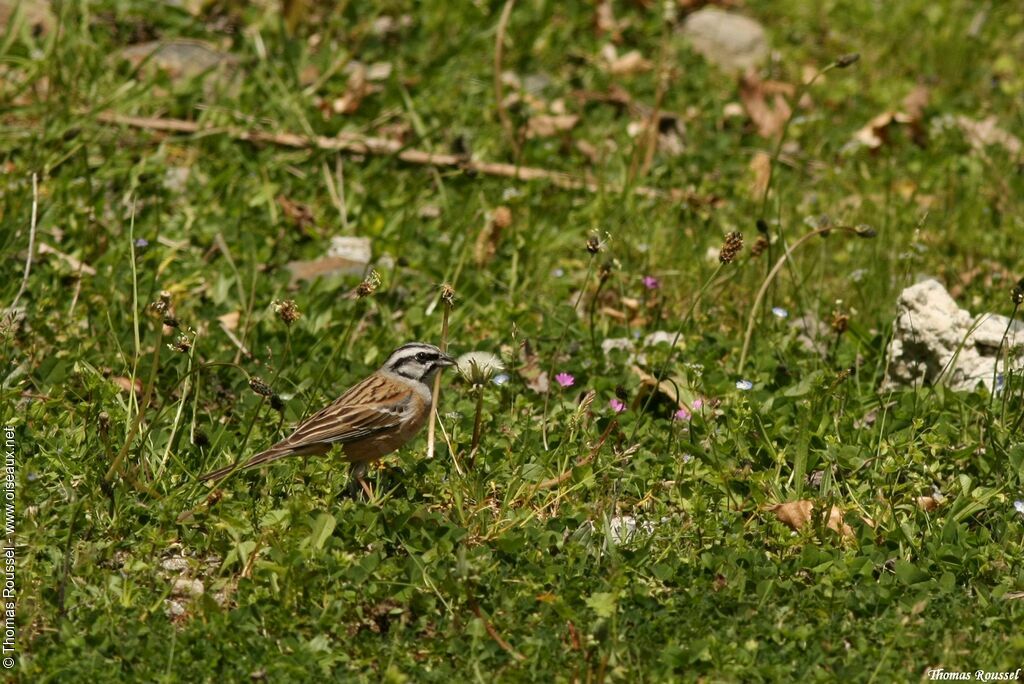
<box><xmin>347</xmin><ymin>461</ymin><xmax>373</xmax><ymax>499</ymax></box>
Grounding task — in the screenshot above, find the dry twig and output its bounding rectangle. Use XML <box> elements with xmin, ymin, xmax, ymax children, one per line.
<box><xmin>96</xmin><ymin>112</ymin><xmax>709</xmax><ymax>204</ymax></box>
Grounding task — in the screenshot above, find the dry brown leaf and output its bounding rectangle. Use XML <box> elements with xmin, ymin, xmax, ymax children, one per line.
<box><xmin>112</xmin><ymin>376</ymin><xmax>142</xmax><ymax>396</ymax></box>
<box><xmin>748</xmin><ymin>151</ymin><xmax>771</xmax><ymax>202</ymax></box>
<box><xmin>474</xmin><ymin>206</ymin><xmax>512</xmax><ymax>266</ymax></box>
<box><xmin>277</xmin><ymin>195</ymin><xmax>316</xmax><ymax>232</ymax></box>
<box><xmin>630</xmin><ymin>365</ymin><xmax>689</xmax><ymax>411</ymax></box>
<box><xmin>526</xmin><ymin>113</ymin><xmax>579</xmax><ymax>138</ymax></box>
<box><xmin>601</xmin><ymin>45</ymin><xmax>652</xmax><ymax>76</ymax></box>
<box><xmin>575</xmin><ymin>139</ymin><xmax>602</xmax><ymax>164</ymax></box>
<box><xmin>287</xmin><ymin>256</ymin><xmax>368</xmax><ymax>282</ymax></box>
<box><xmin>769</xmin><ymin>500</ymin><xmax>854</xmax><ymax>540</ymax></box>
<box><xmin>955</xmin><ymin>115</ymin><xmax>1022</xmax><ymax>156</ymax></box>
<box><xmin>852</xmin><ymin>111</ymin><xmax>913</xmax><ymax>149</ymax></box>
<box><xmin>517</xmin><ymin>341</ymin><xmax>549</xmax><ymax>393</ymax></box>
<box><xmin>218</xmin><ymin>311</ymin><xmax>240</xmax><ymax>332</ymax></box>
<box><xmin>902</xmin><ymin>84</ymin><xmax>930</xmax><ymax>121</ymax></box>
<box><xmin>330</xmin><ymin>63</ymin><xmax>379</xmax><ymax>115</ymax></box>
<box><xmin>287</xmin><ymin>236</ymin><xmax>372</xmax><ymax>283</ymax></box>
<box><xmin>739</xmin><ymin>72</ymin><xmax>792</xmax><ymax>139</ymax></box>
<box><xmin>916</xmin><ymin>496</ymin><xmax>940</xmax><ymax>512</ymax></box>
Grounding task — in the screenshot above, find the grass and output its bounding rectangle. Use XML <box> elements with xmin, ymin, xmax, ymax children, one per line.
<box><xmin>4</xmin><ymin>0</ymin><xmax>1024</xmax><ymax>681</ymax></box>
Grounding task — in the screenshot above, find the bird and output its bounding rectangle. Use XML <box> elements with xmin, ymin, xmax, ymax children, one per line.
<box><xmin>199</xmin><ymin>342</ymin><xmax>455</xmax><ymax>486</ymax></box>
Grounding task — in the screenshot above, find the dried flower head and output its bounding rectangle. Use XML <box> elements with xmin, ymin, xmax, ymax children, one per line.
<box><xmin>440</xmin><ymin>283</ymin><xmax>456</xmax><ymax>307</ymax></box>
<box><xmin>162</xmin><ymin>317</ymin><xmax>180</xmax><ymax>329</ymax></box>
<box><xmin>269</xmin><ymin>394</ymin><xmax>285</xmax><ymax>412</ymax></box>
<box><xmin>273</xmin><ymin>299</ymin><xmax>301</xmax><ymax>326</ymax></box>
<box><xmin>836</xmin><ymin>53</ymin><xmax>860</xmax><ymax>68</ymax></box>
<box><xmin>148</xmin><ymin>290</ymin><xmax>172</xmax><ymax>317</ymax></box>
<box><xmin>719</xmin><ymin>232</ymin><xmax>744</xmax><ymax>264</ymax></box>
<box><xmin>248</xmin><ymin>376</ymin><xmax>274</xmax><ymax>397</ymax></box>
<box><xmin>456</xmin><ymin>351</ymin><xmax>505</xmax><ymax>385</ymax></box>
<box><xmin>755</xmin><ymin>218</ymin><xmax>769</xmax><ymax>234</ymax></box>
<box><xmin>586</xmin><ymin>232</ymin><xmax>610</xmax><ymax>255</ymax></box>
<box><xmin>598</xmin><ymin>260</ymin><xmax>615</xmax><ymax>283</ymax></box>
<box><xmin>854</xmin><ymin>224</ymin><xmax>877</xmax><ymax>238</ymax></box>
<box><xmin>356</xmin><ymin>270</ymin><xmax>381</xmax><ymax>298</ymax></box>
<box><xmin>750</xmin><ymin>235</ymin><xmax>769</xmax><ymax>257</ymax></box>
<box><xmin>1012</xmin><ymin>278</ymin><xmax>1024</xmax><ymax>306</ymax></box>
<box><xmin>830</xmin><ymin>309</ymin><xmax>850</xmax><ymax>334</ymax></box>
<box><xmin>169</xmin><ymin>333</ymin><xmax>192</xmax><ymax>353</ymax></box>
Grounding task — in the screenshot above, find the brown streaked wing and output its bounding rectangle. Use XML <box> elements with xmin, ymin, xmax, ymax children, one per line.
<box><xmin>277</xmin><ymin>374</ymin><xmax>414</xmax><ymax>448</ymax></box>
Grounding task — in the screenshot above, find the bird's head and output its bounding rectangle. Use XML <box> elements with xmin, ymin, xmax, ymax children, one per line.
<box><xmin>382</xmin><ymin>342</ymin><xmax>456</xmax><ymax>385</ymax></box>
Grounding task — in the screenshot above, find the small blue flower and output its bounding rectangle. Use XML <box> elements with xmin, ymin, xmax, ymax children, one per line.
<box><xmin>492</xmin><ymin>373</ymin><xmax>509</xmax><ymax>386</ymax></box>
<box><xmin>735</xmin><ymin>379</ymin><xmax>753</xmax><ymax>391</ymax></box>
<box><xmin>771</xmin><ymin>307</ymin><xmax>789</xmax><ymax>319</ymax></box>
<box><xmin>1014</xmin><ymin>500</ymin><xmax>1024</xmax><ymax>516</ymax></box>
<box><xmin>134</xmin><ymin>238</ymin><xmax>149</xmax><ymax>249</ymax></box>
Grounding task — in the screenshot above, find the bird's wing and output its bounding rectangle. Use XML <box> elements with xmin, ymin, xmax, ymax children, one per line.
<box><xmin>277</xmin><ymin>374</ymin><xmax>414</xmax><ymax>449</ymax></box>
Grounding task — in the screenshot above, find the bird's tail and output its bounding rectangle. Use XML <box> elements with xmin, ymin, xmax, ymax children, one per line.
<box><xmin>199</xmin><ymin>442</ymin><xmax>318</xmax><ymax>482</ymax></box>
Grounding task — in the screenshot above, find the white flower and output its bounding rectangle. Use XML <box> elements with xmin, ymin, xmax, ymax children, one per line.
<box><xmin>735</xmin><ymin>379</ymin><xmax>753</xmax><ymax>391</ymax></box>
<box><xmin>1014</xmin><ymin>500</ymin><xmax>1024</xmax><ymax>516</ymax></box>
<box><xmin>456</xmin><ymin>351</ymin><xmax>504</xmax><ymax>384</ymax></box>
<box><xmin>771</xmin><ymin>307</ymin><xmax>789</xmax><ymax>319</ymax></box>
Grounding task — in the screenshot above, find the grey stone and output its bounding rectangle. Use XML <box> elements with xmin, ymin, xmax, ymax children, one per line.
<box><xmin>882</xmin><ymin>279</ymin><xmax>1023</xmax><ymax>392</ymax></box>
<box><xmin>680</xmin><ymin>8</ymin><xmax>768</xmax><ymax>74</ymax></box>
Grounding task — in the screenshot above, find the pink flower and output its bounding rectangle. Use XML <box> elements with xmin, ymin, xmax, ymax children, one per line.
<box><xmin>555</xmin><ymin>372</ymin><xmax>575</xmax><ymax>388</ymax></box>
<box><xmin>609</xmin><ymin>398</ymin><xmax>627</xmax><ymax>413</ymax></box>
<box><xmin>692</xmin><ymin>398</ymin><xmax>704</xmax><ymax>411</ymax></box>
<box><xmin>674</xmin><ymin>407</ymin><xmax>691</xmax><ymax>421</ymax></box>
<box><xmin>642</xmin><ymin>275</ymin><xmax>660</xmax><ymax>290</ymax></box>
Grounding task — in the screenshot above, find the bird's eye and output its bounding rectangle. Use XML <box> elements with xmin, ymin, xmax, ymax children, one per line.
<box><xmin>416</xmin><ymin>352</ymin><xmax>429</xmax><ymax>362</ymax></box>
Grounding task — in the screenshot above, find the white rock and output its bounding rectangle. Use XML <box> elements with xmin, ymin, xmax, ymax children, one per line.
<box><xmin>882</xmin><ymin>279</ymin><xmax>1023</xmax><ymax>392</ymax></box>
<box><xmin>170</xmin><ymin>577</ymin><xmax>205</xmax><ymax>597</ymax></box>
<box><xmin>608</xmin><ymin>516</ymin><xmax>655</xmax><ymax>545</ymax></box>
<box><xmin>680</xmin><ymin>8</ymin><xmax>768</xmax><ymax>74</ymax></box>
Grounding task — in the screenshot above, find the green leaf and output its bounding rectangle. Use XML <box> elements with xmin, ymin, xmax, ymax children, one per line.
<box><xmin>308</xmin><ymin>512</ymin><xmax>337</xmax><ymax>551</ymax></box>
<box><xmin>586</xmin><ymin>591</ymin><xmax>618</xmax><ymax>618</ymax></box>
<box><xmin>893</xmin><ymin>560</ymin><xmax>929</xmax><ymax>586</ymax></box>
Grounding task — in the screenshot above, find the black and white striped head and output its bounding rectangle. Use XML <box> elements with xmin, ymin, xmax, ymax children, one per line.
<box><xmin>381</xmin><ymin>342</ymin><xmax>456</xmax><ymax>384</ymax></box>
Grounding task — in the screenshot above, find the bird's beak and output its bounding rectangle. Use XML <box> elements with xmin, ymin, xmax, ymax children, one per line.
<box><xmin>438</xmin><ymin>352</ymin><xmax>457</xmax><ymax>367</ymax></box>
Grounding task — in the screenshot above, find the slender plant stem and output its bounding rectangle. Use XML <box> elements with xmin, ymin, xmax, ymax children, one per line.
<box><xmin>992</xmin><ymin>301</ymin><xmax>1020</xmax><ymax>411</ymax></box>
<box><xmin>541</xmin><ymin>255</ymin><xmax>597</xmax><ymax>450</ymax></box>
<box><xmin>427</xmin><ymin>291</ymin><xmax>452</xmax><ymax>460</ymax></box>
<box><xmin>105</xmin><ymin>324</ymin><xmax>163</xmax><ymax>483</ymax></box>
<box><xmin>737</xmin><ymin>226</ymin><xmax>870</xmax><ymax>375</ymax></box>
<box><xmin>468</xmin><ymin>389</ymin><xmax>485</xmax><ymax>470</ymax></box>
<box><xmin>493</xmin><ymin>0</ymin><xmax>519</xmax><ymax>160</ymax></box>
